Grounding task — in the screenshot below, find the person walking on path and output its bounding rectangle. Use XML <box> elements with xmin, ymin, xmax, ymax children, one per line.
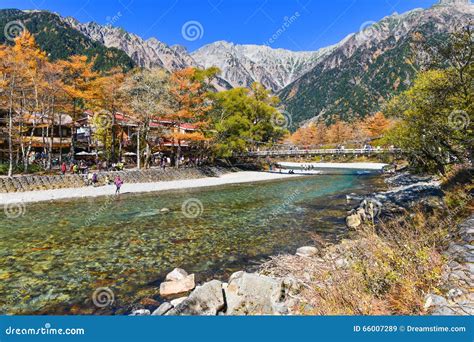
<box><xmin>114</xmin><ymin>176</ymin><xmax>123</xmax><ymax>195</ymax></box>
<box><xmin>61</xmin><ymin>162</ymin><xmax>67</xmax><ymax>175</ymax></box>
<box><xmin>92</xmin><ymin>172</ymin><xmax>98</xmax><ymax>186</ymax></box>
<box><xmin>87</xmin><ymin>172</ymin><xmax>93</xmax><ymax>186</ymax></box>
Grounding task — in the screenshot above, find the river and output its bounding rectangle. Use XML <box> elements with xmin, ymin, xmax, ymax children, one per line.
<box><xmin>0</xmin><ymin>173</ymin><xmax>384</xmax><ymax>314</ymax></box>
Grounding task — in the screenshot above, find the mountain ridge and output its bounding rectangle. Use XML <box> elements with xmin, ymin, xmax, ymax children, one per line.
<box><xmin>278</xmin><ymin>0</ymin><xmax>473</xmax><ymax>127</ymax></box>
<box><xmin>1</xmin><ymin>0</ymin><xmax>472</xmax><ymax>127</ymax></box>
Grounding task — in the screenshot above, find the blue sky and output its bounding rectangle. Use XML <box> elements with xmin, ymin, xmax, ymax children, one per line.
<box><xmin>2</xmin><ymin>0</ymin><xmax>438</xmax><ymax>52</ymax></box>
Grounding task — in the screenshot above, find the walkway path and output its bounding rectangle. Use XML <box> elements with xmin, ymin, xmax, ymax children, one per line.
<box><xmin>0</xmin><ymin>171</ymin><xmax>301</xmax><ymax>205</ymax></box>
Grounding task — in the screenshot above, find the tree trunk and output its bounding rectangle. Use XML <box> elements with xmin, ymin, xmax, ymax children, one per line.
<box><xmin>59</xmin><ymin>113</ymin><xmax>63</xmax><ymax>164</ymax></box>
<box><xmin>176</xmin><ymin>142</ymin><xmax>181</xmax><ymax>168</ymax></box>
<box><xmin>136</xmin><ymin>127</ymin><xmax>141</xmax><ymax>169</ymax></box>
<box><xmin>118</xmin><ymin>129</ymin><xmax>123</xmax><ymax>161</ymax></box>
<box><xmin>7</xmin><ymin>88</ymin><xmax>14</xmax><ymax>177</ymax></box>
<box><xmin>111</xmin><ymin>111</ymin><xmax>116</xmax><ymax>163</ymax></box>
<box><xmin>70</xmin><ymin>100</ymin><xmax>77</xmax><ymax>161</ymax></box>
<box><xmin>48</xmin><ymin>99</ymin><xmax>55</xmax><ymax>170</ymax></box>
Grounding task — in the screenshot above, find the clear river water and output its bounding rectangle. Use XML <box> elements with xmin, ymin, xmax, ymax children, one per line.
<box><xmin>0</xmin><ymin>173</ymin><xmax>383</xmax><ymax>314</ymax></box>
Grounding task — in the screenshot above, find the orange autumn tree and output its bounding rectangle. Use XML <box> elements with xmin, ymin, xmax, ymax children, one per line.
<box><xmin>0</xmin><ymin>33</ymin><xmax>24</xmax><ymax>176</ymax></box>
<box><xmin>362</xmin><ymin>112</ymin><xmax>392</xmax><ymax>139</ymax></box>
<box><xmin>326</xmin><ymin>119</ymin><xmax>354</xmax><ymax>145</ymax></box>
<box><xmin>91</xmin><ymin>69</ymin><xmax>127</xmax><ymax>162</ymax></box>
<box><xmin>58</xmin><ymin>55</ymin><xmax>98</xmax><ymax>156</ymax></box>
<box><xmin>0</xmin><ymin>31</ymin><xmax>52</xmax><ymax>173</ymax></box>
<box><xmin>290</xmin><ymin>122</ymin><xmax>327</xmax><ymax>147</ymax></box>
<box><xmin>166</xmin><ymin>67</ymin><xmax>217</xmax><ymax>167</ymax></box>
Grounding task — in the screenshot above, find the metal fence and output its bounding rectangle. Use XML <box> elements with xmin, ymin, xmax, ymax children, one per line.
<box><xmin>244</xmin><ymin>148</ymin><xmax>403</xmax><ymax>157</ymax></box>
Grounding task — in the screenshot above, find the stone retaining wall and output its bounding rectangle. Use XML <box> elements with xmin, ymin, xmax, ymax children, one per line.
<box><xmin>0</xmin><ymin>167</ymin><xmax>232</xmax><ymax>193</ymax></box>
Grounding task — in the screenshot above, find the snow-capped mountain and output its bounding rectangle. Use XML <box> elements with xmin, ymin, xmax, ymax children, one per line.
<box><xmin>191</xmin><ymin>41</ymin><xmax>337</xmax><ymax>92</ymax></box>
<box><xmin>64</xmin><ymin>16</ymin><xmax>337</xmax><ymax>92</ymax></box>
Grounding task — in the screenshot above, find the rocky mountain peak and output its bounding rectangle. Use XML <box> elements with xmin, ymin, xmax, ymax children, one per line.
<box><xmin>437</xmin><ymin>0</ymin><xmax>471</xmax><ymax>6</ymax></box>
<box><xmin>191</xmin><ymin>41</ymin><xmax>338</xmax><ymax>91</ymax></box>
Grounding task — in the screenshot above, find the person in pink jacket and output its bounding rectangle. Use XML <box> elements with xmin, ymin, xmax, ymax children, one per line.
<box><xmin>114</xmin><ymin>176</ymin><xmax>123</xmax><ymax>195</ymax></box>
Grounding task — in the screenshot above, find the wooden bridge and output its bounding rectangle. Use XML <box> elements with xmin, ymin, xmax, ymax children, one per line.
<box><xmin>244</xmin><ymin>148</ymin><xmax>402</xmax><ymax>158</ymax></box>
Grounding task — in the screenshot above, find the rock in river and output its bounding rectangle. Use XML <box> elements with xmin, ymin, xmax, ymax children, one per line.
<box><xmin>129</xmin><ymin>309</ymin><xmax>151</xmax><ymax>316</ymax></box>
<box><xmin>224</xmin><ymin>271</ymin><xmax>287</xmax><ymax>315</ymax></box>
<box><xmin>160</xmin><ymin>274</ymin><xmax>195</xmax><ymax>297</ymax></box>
<box><xmin>165</xmin><ymin>268</ymin><xmax>189</xmax><ymax>282</ymax></box>
<box><xmin>346</xmin><ymin>213</ymin><xmax>362</xmax><ymax>229</ymax></box>
<box><xmin>151</xmin><ymin>302</ymin><xmax>173</xmax><ymax>316</ymax></box>
<box><xmin>296</xmin><ymin>246</ymin><xmax>318</xmax><ymax>257</ymax></box>
<box><xmin>170</xmin><ymin>296</ymin><xmax>188</xmax><ymax>307</ymax></box>
<box><xmin>167</xmin><ymin>280</ymin><xmax>225</xmax><ymax>316</ymax></box>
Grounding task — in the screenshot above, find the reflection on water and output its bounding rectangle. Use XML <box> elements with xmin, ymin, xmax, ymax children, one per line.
<box><xmin>0</xmin><ymin>174</ymin><xmax>382</xmax><ymax>314</ymax></box>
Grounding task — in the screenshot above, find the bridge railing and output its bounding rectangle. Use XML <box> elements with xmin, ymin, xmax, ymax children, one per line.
<box><xmin>244</xmin><ymin>148</ymin><xmax>402</xmax><ymax>157</ymax></box>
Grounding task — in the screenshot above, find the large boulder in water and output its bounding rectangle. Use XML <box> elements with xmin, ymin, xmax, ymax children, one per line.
<box><xmin>224</xmin><ymin>271</ymin><xmax>288</xmax><ymax>315</ymax></box>
<box><xmin>160</xmin><ymin>274</ymin><xmax>195</xmax><ymax>297</ymax></box>
<box><xmin>167</xmin><ymin>280</ymin><xmax>225</xmax><ymax>315</ymax></box>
